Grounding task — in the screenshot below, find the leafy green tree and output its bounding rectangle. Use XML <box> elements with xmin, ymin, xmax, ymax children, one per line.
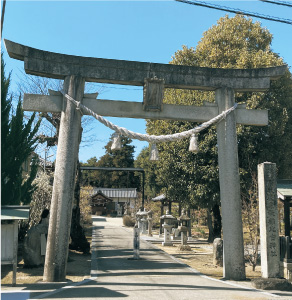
<box><xmin>145</xmin><ymin>15</ymin><xmax>292</xmax><ymax>241</ymax></box>
<box><xmin>81</xmin><ymin>134</ymin><xmax>140</xmax><ymax>189</ymax></box>
<box><xmin>1</xmin><ymin>55</ymin><xmax>41</xmax><ymax>205</ymax></box>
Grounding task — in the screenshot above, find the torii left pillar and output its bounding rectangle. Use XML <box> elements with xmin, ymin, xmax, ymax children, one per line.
<box><xmin>43</xmin><ymin>76</ymin><xmax>85</xmax><ymax>282</ymax></box>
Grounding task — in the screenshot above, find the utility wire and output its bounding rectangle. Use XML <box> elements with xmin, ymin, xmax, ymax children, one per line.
<box><xmin>175</xmin><ymin>0</ymin><xmax>292</xmax><ymax>25</ymax></box>
<box><xmin>259</xmin><ymin>0</ymin><xmax>292</xmax><ymax>8</ymax></box>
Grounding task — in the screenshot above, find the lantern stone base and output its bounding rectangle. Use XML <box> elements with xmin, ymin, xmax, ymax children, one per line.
<box><xmin>162</xmin><ymin>241</ymin><xmax>173</xmax><ymax>246</ymax></box>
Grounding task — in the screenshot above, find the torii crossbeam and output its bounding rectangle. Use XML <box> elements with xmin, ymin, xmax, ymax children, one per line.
<box><xmin>4</xmin><ymin>39</ymin><xmax>287</xmax><ymax>282</ymax></box>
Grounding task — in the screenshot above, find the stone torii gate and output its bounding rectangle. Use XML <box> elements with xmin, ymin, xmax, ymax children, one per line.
<box><xmin>4</xmin><ymin>39</ymin><xmax>286</xmax><ymax>282</ymax></box>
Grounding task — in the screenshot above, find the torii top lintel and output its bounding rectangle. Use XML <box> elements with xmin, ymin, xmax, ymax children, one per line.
<box><xmin>5</xmin><ymin>39</ymin><xmax>287</xmax><ymax>92</ymax></box>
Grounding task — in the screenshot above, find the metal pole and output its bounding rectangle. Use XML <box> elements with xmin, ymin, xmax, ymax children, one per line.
<box><xmin>44</xmin><ymin>148</ymin><xmax>47</xmax><ymax>171</ymax></box>
<box><xmin>142</xmin><ymin>171</ymin><xmax>145</xmax><ymax>210</ymax></box>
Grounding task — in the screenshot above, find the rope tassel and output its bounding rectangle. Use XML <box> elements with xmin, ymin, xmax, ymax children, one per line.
<box><xmin>189</xmin><ymin>134</ymin><xmax>199</xmax><ymax>153</ymax></box>
<box><xmin>111</xmin><ymin>133</ymin><xmax>122</xmax><ymax>150</ymax></box>
<box><xmin>149</xmin><ymin>144</ymin><xmax>159</xmax><ymax>161</ymax></box>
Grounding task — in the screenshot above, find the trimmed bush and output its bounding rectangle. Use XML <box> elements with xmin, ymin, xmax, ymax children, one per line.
<box><xmin>123</xmin><ymin>215</ymin><xmax>135</xmax><ymax>227</ymax></box>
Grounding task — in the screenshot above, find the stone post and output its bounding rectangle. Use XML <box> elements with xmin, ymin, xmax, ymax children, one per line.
<box><xmin>44</xmin><ymin>75</ymin><xmax>85</xmax><ymax>282</ymax></box>
<box><xmin>258</xmin><ymin>162</ymin><xmax>280</xmax><ymax>278</ymax></box>
<box><xmin>216</xmin><ymin>87</ymin><xmax>246</xmax><ymax>280</ymax></box>
<box><xmin>213</xmin><ymin>238</ymin><xmax>223</xmax><ymax>267</ymax></box>
<box><xmin>181</xmin><ymin>228</ymin><xmax>188</xmax><ymax>245</ymax></box>
<box><xmin>133</xmin><ymin>225</ymin><xmax>140</xmax><ymax>260</ymax></box>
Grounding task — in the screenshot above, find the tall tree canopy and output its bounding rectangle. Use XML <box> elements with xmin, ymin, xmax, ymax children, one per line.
<box><xmin>145</xmin><ymin>15</ymin><xmax>292</xmax><ymax>237</ymax></box>
<box><xmin>1</xmin><ymin>55</ymin><xmax>41</xmax><ymax>205</ymax></box>
<box><xmin>81</xmin><ymin>134</ymin><xmax>140</xmax><ymax>189</ymax></box>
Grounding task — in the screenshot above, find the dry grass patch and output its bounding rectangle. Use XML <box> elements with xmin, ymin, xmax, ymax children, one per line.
<box><xmin>155</xmin><ymin>243</ymin><xmax>262</xmax><ymax>280</ymax></box>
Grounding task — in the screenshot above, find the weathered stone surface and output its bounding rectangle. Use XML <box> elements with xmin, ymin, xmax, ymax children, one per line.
<box><xmin>23</xmin><ymin>94</ymin><xmax>269</xmax><ymax>125</ymax></box>
<box><xmin>5</xmin><ymin>39</ymin><xmax>287</xmax><ymax>91</ymax></box>
<box><xmin>143</xmin><ymin>78</ymin><xmax>164</xmax><ymax>111</ymax></box>
<box><xmin>258</xmin><ymin>162</ymin><xmax>281</xmax><ymax>278</ymax></box>
<box><xmin>43</xmin><ymin>75</ymin><xmax>85</xmax><ymax>282</ymax></box>
<box><xmin>216</xmin><ymin>87</ymin><xmax>246</xmax><ymax>280</ymax></box>
<box><xmin>252</xmin><ymin>278</ymin><xmax>292</xmax><ymax>291</ymax></box>
<box><xmin>213</xmin><ymin>238</ymin><xmax>223</xmax><ymax>267</ymax></box>
<box><xmin>23</xmin><ymin>223</ymin><xmax>48</xmax><ymax>267</ymax></box>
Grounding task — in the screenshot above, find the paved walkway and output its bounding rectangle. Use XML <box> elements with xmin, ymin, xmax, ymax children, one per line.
<box><xmin>2</xmin><ymin>216</ymin><xmax>292</xmax><ymax>299</ymax></box>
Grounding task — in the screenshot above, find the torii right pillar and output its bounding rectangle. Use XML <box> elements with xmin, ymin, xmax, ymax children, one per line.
<box><xmin>216</xmin><ymin>87</ymin><xmax>246</xmax><ymax>280</ymax></box>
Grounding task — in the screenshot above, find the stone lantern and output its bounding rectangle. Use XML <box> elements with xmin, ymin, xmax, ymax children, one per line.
<box><xmin>178</xmin><ymin>209</ymin><xmax>191</xmax><ymax>246</ymax></box>
<box><xmin>160</xmin><ymin>210</ymin><xmax>176</xmax><ymax>246</ymax></box>
<box><xmin>136</xmin><ymin>208</ymin><xmax>148</xmax><ymax>234</ymax></box>
<box><xmin>140</xmin><ymin>209</ymin><xmax>148</xmax><ymax>235</ymax></box>
<box><xmin>136</xmin><ymin>208</ymin><xmax>143</xmax><ymax>229</ymax></box>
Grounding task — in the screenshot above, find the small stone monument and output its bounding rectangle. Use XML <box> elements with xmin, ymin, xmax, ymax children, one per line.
<box><xmin>161</xmin><ymin>210</ymin><xmax>176</xmax><ymax>246</ymax></box>
<box><xmin>213</xmin><ymin>238</ymin><xmax>223</xmax><ymax>267</ymax></box>
<box><xmin>23</xmin><ymin>209</ymin><xmax>50</xmax><ymax>267</ymax></box>
<box><xmin>178</xmin><ymin>209</ymin><xmax>191</xmax><ymax>251</ymax></box>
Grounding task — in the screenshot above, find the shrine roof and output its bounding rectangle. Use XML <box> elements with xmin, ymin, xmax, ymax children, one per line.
<box><xmin>92</xmin><ymin>188</ymin><xmax>137</xmax><ymax>199</ymax></box>
<box><xmin>1</xmin><ymin>205</ymin><xmax>30</xmax><ymax>220</ymax></box>
<box><xmin>277</xmin><ymin>180</ymin><xmax>292</xmax><ymax>200</ymax></box>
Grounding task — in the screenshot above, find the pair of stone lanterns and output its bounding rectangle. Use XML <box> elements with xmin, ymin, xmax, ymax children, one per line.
<box><xmin>160</xmin><ymin>209</ymin><xmax>191</xmax><ymax>248</ymax></box>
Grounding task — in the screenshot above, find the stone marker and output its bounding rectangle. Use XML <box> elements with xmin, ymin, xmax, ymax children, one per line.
<box><xmin>258</xmin><ymin>162</ymin><xmax>280</xmax><ymax>278</ymax></box>
<box><xmin>23</xmin><ymin>212</ymin><xmax>50</xmax><ymax>267</ymax></box>
<box><xmin>213</xmin><ymin>238</ymin><xmax>223</xmax><ymax>267</ymax></box>
<box><xmin>23</xmin><ymin>223</ymin><xmax>48</xmax><ymax>267</ymax></box>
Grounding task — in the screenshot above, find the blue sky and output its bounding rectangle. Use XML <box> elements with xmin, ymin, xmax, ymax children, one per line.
<box><xmin>2</xmin><ymin>0</ymin><xmax>292</xmax><ymax>163</ymax></box>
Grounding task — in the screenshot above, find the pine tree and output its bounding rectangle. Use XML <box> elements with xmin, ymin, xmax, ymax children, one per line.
<box><xmin>1</xmin><ymin>55</ymin><xmax>41</xmax><ymax>205</ymax></box>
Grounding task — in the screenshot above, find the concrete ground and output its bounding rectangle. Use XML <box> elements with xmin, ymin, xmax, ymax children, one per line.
<box><xmin>2</xmin><ymin>216</ymin><xmax>292</xmax><ymax>300</ymax></box>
